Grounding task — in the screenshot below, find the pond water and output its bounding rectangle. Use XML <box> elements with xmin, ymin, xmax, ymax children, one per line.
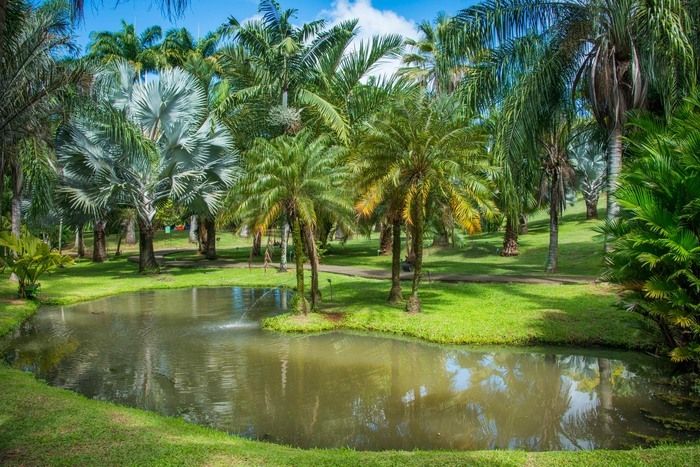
<box><xmin>3</xmin><ymin>287</ymin><xmax>697</xmax><ymax>451</ymax></box>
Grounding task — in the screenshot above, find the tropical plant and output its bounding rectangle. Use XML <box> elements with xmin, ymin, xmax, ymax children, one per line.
<box><xmin>237</xmin><ymin>130</ymin><xmax>350</xmax><ymax>313</ymax></box>
<box><xmin>457</xmin><ymin>0</ymin><xmax>697</xmax><ymax>232</ymax></box>
<box><xmin>58</xmin><ymin>61</ymin><xmax>237</xmax><ymax>272</ymax></box>
<box><xmin>354</xmin><ymin>92</ymin><xmax>495</xmax><ymax>313</ymax></box>
<box><xmin>601</xmin><ymin>99</ymin><xmax>700</xmax><ymax>366</ymax></box>
<box><xmin>570</xmin><ymin>132</ymin><xmax>606</xmax><ymax>220</ymax></box>
<box><xmin>86</xmin><ymin>20</ymin><xmax>163</xmax><ymax>77</ymax></box>
<box><xmin>399</xmin><ymin>12</ymin><xmax>468</xmax><ymax>94</ymax></box>
<box><xmin>1</xmin><ymin>0</ymin><xmax>79</xmax><ymax>238</ymax></box>
<box><xmin>0</xmin><ymin>231</ymin><xmax>73</xmax><ymax>298</ymax></box>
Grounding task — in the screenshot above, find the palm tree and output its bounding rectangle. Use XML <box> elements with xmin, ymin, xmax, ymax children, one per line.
<box><xmin>86</xmin><ymin>21</ymin><xmax>163</xmax><ymax>77</ymax></box>
<box><xmin>238</xmin><ymin>130</ymin><xmax>350</xmax><ymax>313</ymax></box>
<box><xmin>355</xmin><ymin>92</ymin><xmax>496</xmax><ymax>313</ymax></box>
<box><xmin>458</xmin><ymin>0</ymin><xmax>696</xmax><ymax>231</ymax></box>
<box><xmin>569</xmin><ymin>130</ymin><xmax>606</xmax><ymax>220</ymax></box>
<box><xmin>58</xmin><ymin>61</ymin><xmax>237</xmax><ymax>272</ymax></box>
<box><xmin>399</xmin><ymin>12</ymin><xmax>468</xmax><ymax>94</ymax></box>
<box><xmin>600</xmin><ymin>97</ymin><xmax>700</xmax><ymax>365</ymax></box>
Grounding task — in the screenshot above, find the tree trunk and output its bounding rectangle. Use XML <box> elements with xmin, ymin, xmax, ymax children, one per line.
<box><xmin>388</xmin><ymin>218</ymin><xmax>403</xmax><ymax>304</ymax></box>
<box><xmin>545</xmin><ymin>173</ymin><xmax>559</xmax><ymax>273</ymax></box>
<box><xmin>203</xmin><ymin>217</ymin><xmax>216</xmax><ymax>260</ymax></box>
<box><xmin>432</xmin><ymin>223</ymin><xmax>450</xmax><ymax>247</ymax></box>
<box><xmin>92</xmin><ymin>220</ymin><xmax>107</xmax><ymax>263</ymax></box>
<box><xmin>189</xmin><ymin>215</ymin><xmax>198</xmax><ymax>243</ymax></box>
<box><xmin>10</xmin><ymin>160</ymin><xmax>22</xmax><ymax>238</ymax></box>
<box><xmin>125</xmin><ymin>217</ymin><xmax>136</xmax><ymax>244</ymax></box>
<box><xmin>378</xmin><ymin>222</ymin><xmax>393</xmax><ymax>255</ymax></box>
<box><xmin>279</xmin><ymin>222</ymin><xmax>289</xmax><ymax>272</ymax></box>
<box><xmin>303</xmin><ymin>223</ymin><xmax>321</xmax><ymax>310</ymax></box>
<box><xmin>585</xmin><ymin>195</ymin><xmax>599</xmax><ymax>219</ymax></box>
<box><xmin>605</xmin><ymin>126</ymin><xmax>622</xmax><ymax>251</ymax></box>
<box><xmin>252</xmin><ymin>230</ymin><xmax>262</xmax><ymax>256</ymax></box>
<box><xmin>138</xmin><ymin>219</ymin><xmax>159</xmax><ymax>273</ymax></box>
<box><xmin>291</xmin><ymin>216</ymin><xmax>307</xmax><ymax>314</ymax></box>
<box><xmin>501</xmin><ymin>216</ymin><xmax>519</xmax><ymax>256</ymax></box>
<box><xmin>406</xmin><ymin>203</ymin><xmax>424</xmax><ymax>313</ymax></box>
<box><xmin>74</xmin><ymin>226</ymin><xmax>85</xmax><ymax>257</ymax></box>
<box><xmin>115</xmin><ymin>227</ymin><xmax>123</xmax><ymax>256</ymax></box>
<box><xmin>197</xmin><ymin>216</ymin><xmax>207</xmax><ymax>254</ymax></box>
<box><xmin>518</xmin><ymin>213</ymin><xmax>528</xmax><ymax>234</ymax></box>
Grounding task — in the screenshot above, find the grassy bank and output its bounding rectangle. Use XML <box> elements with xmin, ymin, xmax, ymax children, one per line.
<box><xmin>3</xmin><ymin>366</ymin><xmax>699</xmax><ymax>466</ymax></box>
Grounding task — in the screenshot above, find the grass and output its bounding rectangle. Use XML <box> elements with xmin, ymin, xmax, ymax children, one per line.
<box><xmin>3</xmin><ymin>367</ymin><xmax>699</xmax><ymax>467</ymax></box>
<box><xmin>1</xmin><ymin>207</ymin><xmax>698</xmax><ymax>465</ymax></box>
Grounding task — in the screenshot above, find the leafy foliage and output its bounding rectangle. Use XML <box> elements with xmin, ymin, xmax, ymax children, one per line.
<box><xmin>601</xmin><ymin>97</ymin><xmax>700</xmax><ymax>365</ymax></box>
<box><xmin>0</xmin><ymin>232</ymin><xmax>72</xmax><ymax>298</ymax></box>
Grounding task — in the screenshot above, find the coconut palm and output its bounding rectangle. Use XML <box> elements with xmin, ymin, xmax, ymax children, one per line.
<box><xmin>355</xmin><ymin>92</ymin><xmax>496</xmax><ymax>313</ymax></box>
<box><xmin>457</xmin><ymin>0</ymin><xmax>696</xmax><ymax>231</ymax></box>
<box><xmin>238</xmin><ymin>130</ymin><xmax>350</xmax><ymax>313</ymax></box>
<box><xmin>86</xmin><ymin>21</ymin><xmax>163</xmax><ymax>76</ymax></box>
<box><xmin>58</xmin><ymin>61</ymin><xmax>237</xmax><ymax>272</ymax></box>
<box><xmin>399</xmin><ymin>12</ymin><xmax>468</xmax><ymax>94</ymax></box>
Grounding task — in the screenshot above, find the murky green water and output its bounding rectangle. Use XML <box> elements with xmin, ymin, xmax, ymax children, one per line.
<box><xmin>3</xmin><ymin>287</ymin><xmax>697</xmax><ymax>451</ymax></box>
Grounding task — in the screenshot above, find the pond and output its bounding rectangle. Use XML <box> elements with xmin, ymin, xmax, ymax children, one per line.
<box><xmin>2</xmin><ymin>287</ymin><xmax>698</xmax><ymax>451</ymax></box>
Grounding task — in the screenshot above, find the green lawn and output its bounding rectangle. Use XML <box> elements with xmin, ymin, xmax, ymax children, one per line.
<box><xmin>152</xmin><ymin>200</ymin><xmax>605</xmax><ymax>278</ymax></box>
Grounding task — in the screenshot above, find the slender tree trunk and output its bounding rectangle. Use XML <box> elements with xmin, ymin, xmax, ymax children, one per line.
<box><xmin>138</xmin><ymin>219</ymin><xmax>159</xmax><ymax>273</ymax></box>
<box><xmin>125</xmin><ymin>217</ymin><xmax>136</xmax><ymax>244</ymax></box>
<box><xmin>378</xmin><ymin>222</ymin><xmax>393</xmax><ymax>255</ymax></box>
<box><xmin>501</xmin><ymin>216</ymin><xmax>519</xmax><ymax>256</ymax></box>
<box><xmin>518</xmin><ymin>213</ymin><xmax>528</xmax><ymax>234</ymax></box>
<box><xmin>203</xmin><ymin>217</ymin><xmax>216</xmax><ymax>260</ymax></box>
<box><xmin>585</xmin><ymin>195</ymin><xmax>599</xmax><ymax>219</ymax></box>
<box><xmin>303</xmin><ymin>223</ymin><xmax>321</xmax><ymax>309</ymax></box>
<box><xmin>92</xmin><ymin>220</ymin><xmax>107</xmax><ymax>263</ymax></box>
<box><xmin>279</xmin><ymin>222</ymin><xmax>289</xmax><ymax>272</ymax></box>
<box><xmin>10</xmin><ymin>160</ymin><xmax>22</xmax><ymax>238</ymax></box>
<box><xmin>115</xmin><ymin>224</ymin><xmax>124</xmax><ymax>256</ymax></box>
<box><xmin>252</xmin><ymin>230</ymin><xmax>262</xmax><ymax>256</ymax></box>
<box><xmin>545</xmin><ymin>173</ymin><xmax>559</xmax><ymax>273</ymax></box>
<box><xmin>598</xmin><ymin>358</ymin><xmax>614</xmax><ymax>434</ymax></box>
<box><xmin>291</xmin><ymin>216</ymin><xmax>307</xmax><ymax>314</ymax></box>
<box><xmin>189</xmin><ymin>215</ymin><xmax>198</xmax><ymax>243</ymax></box>
<box><xmin>406</xmin><ymin>203</ymin><xmax>424</xmax><ymax>313</ymax></box>
<box><xmin>605</xmin><ymin>126</ymin><xmax>622</xmax><ymax>251</ymax></box>
<box><xmin>388</xmin><ymin>218</ymin><xmax>403</xmax><ymax>304</ymax></box>
<box><xmin>197</xmin><ymin>216</ymin><xmax>207</xmax><ymax>254</ymax></box>
<box><xmin>76</xmin><ymin>225</ymin><xmax>85</xmax><ymax>257</ymax></box>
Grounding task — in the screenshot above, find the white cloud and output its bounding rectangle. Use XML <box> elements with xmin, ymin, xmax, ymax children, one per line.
<box><xmin>322</xmin><ymin>0</ymin><xmax>419</xmax><ymax>79</ymax></box>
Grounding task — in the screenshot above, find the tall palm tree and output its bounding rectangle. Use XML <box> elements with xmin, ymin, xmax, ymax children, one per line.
<box><xmin>1</xmin><ymin>0</ymin><xmax>79</xmax><ymax>239</ymax></box>
<box><xmin>238</xmin><ymin>130</ymin><xmax>350</xmax><ymax>313</ymax></box>
<box><xmin>355</xmin><ymin>92</ymin><xmax>496</xmax><ymax>313</ymax></box>
<box><xmin>399</xmin><ymin>12</ymin><xmax>468</xmax><ymax>94</ymax></box>
<box><xmin>58</xmin><ymin>61</ymin><xmax>237</xmax><ymax>272</ymax></box>
<box><xmin>86</xmin><ymin>21</ymin><xmax>163</xmax><ymax>76</ymax></box>
<box><xmin>569</xmin><ymin>130</ymin><xmax>606</xmax><ymax>220</ymax></box>
<box><xmin>458</xmin><ymin>0</ymin><xmax>696</xmax><ymax>231</ymax></box>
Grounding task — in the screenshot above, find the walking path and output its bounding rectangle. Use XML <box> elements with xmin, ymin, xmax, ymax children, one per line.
<box><xmin>126</xmin><ymin>249</ymin><xmax>594</xmax><ymax>285</ymax></box>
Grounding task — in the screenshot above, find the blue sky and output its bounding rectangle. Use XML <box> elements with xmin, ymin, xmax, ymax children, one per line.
<box><xmin>74</xmin><ymin>0</ymin><xmax>478</xmax><ymax>50</ymax></box>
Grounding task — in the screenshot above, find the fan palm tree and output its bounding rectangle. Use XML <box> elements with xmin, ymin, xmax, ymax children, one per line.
<box><xmin>354</xmin><ymin>92</ymin><xmax>496</xmax><ymax>313</ymax></box>
<box><xmin>58</xmin><ymin>61</ymin><xmax>237</xmax><ymax>272</ymax></box>
<box><xmin>238</xmin><ymin>130</ymin><xmax>350</xmax><ymax>313</ymax></box>
<box><xmin>399</xmin><ymin>12</ymin><xmax>468</xmax><ymax>94</ymax></box>
<box><xmin>458</xmin><ymin>0</ymin><xmax>696</xmax><ymax>230</ymax></box>
<box><xmin>569</xmin><ymin>130</ymin><xmax>606</xmax><ymax>220</ymax></box>
<box><xmin>86</xmin><ymin>21</ymin><xmax>163</xmax><ymax>77</ymax></box>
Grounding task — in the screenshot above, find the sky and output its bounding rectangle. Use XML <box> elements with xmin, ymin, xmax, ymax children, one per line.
<box><xmin>74</xmin><ymin>0</ymin><xmax>479</xmax><ymax>51</ymax></box>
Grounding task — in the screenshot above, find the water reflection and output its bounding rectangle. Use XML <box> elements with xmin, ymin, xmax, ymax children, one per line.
<box><xmin>1</xmin><ymin>287</ymin><xmax>694</xmax><ymax>450</ymax></box>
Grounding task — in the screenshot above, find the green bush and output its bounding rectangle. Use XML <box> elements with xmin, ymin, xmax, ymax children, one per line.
<box><xmin>0</xmin><ymin>232</ymin><xmax>73</xmax><ymax>299</ymax></box>
<box><xmin>601</xmin><ymin>98</ymin><xmax>700</xmax><ymax>365</ymax></box>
